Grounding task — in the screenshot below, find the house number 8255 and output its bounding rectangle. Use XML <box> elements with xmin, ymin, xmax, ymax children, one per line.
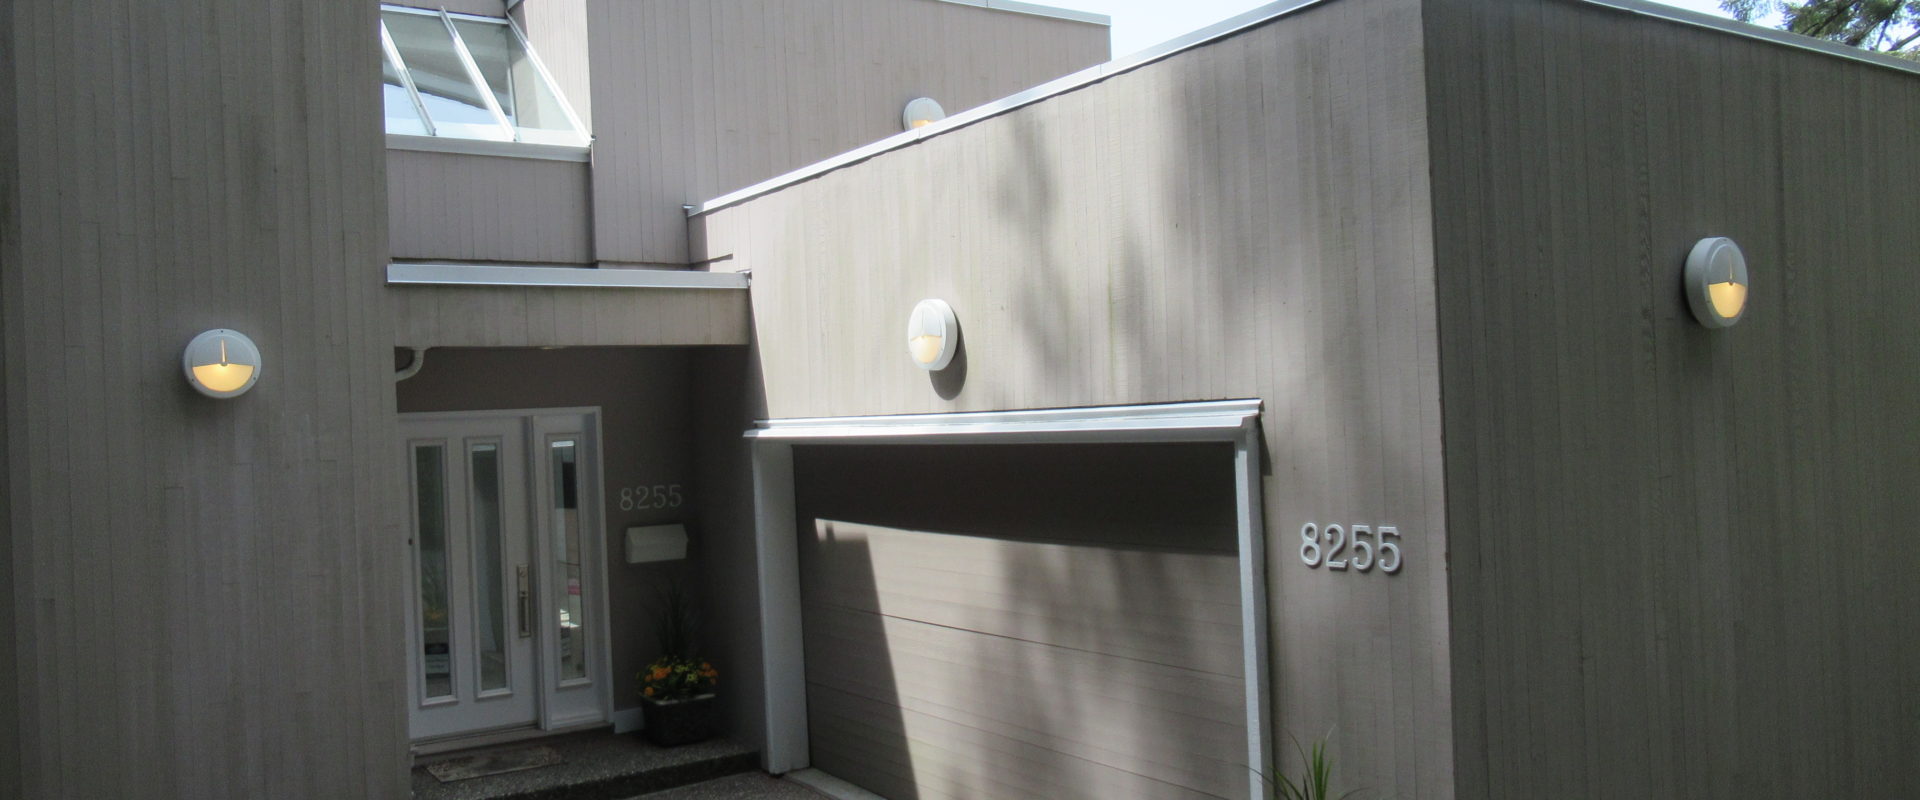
<box><xmin>1299</xmin><ymin>522</ymin><xmax>1402</xmax><ymax>574</ymax></box>
<box><xmin>619</xmin><ymin>484</ymin><xmax>684</xmax><ymax>511</ymax></box>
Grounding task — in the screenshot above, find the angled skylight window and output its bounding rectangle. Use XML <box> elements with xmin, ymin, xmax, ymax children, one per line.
<box><xmin>380</xmin><ymin>6</ymin><xmax>588</xmax><ymax>147</ymax></box>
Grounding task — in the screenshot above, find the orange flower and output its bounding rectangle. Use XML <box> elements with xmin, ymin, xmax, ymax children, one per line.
<box><xmin>644</xmin><ymin>687</ymin><xmax>655</xmax><ymax>697</ymax></box>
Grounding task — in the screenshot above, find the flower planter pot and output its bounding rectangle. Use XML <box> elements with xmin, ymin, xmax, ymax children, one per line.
<box><xmin>641</xmin><ymin>694</ymin><xmax>717</xmax><ymax>747</ymax></box>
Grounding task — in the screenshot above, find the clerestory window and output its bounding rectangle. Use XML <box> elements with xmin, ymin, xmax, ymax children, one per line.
<box><xmin>380</xmin><ymin>5</ymin><xmax>588</xmax><ymax>147</ymax></box>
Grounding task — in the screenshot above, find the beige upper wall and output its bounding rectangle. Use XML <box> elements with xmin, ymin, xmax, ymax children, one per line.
<box><xmin>391</xmin><ymin>0</ymin><xmax>506</xmax><ymax>16</ymax></box>
<box><xmin>3</xmin><ymin>0</ymin><xmax>406</xmax><ymax>797</ymax></box>
<box><xmin>590</xmin><ymin>0</ymin><xmax>1109</xmax><ymax>266</ymax></box>
<box><xmin>388</xmin><ymin>150</ymin><xmax>593</xmax><ymax>265</ymax></box>
<box><xmin>693</xmin><ymin>0</ymin><xmax>1454</xmax><ymax>794</ymax></box>
<box><xmin>387</xmin><ymin>0</ymin><xmax>1106</xmax><ymax>269</ymax></box>
<box><xmin>1425</xmin><ymin>0</ymin><xmax>1920</xmax><ymax>797</ymax></box>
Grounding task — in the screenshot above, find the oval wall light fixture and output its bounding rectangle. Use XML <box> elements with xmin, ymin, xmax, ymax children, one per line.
<box><xmin>183</xmin><ymin>329</ymin><xmax>262</xmax><ymax>398</ymax></box>
<box><xmin>1685</xmin><ymin>237</ymin><xmax>1750</xmax><ymax>329</ymax></box>
<box><xmin>902</xmin><ymin>97</ymin><xmax>946</xmax><ymax>131</ymax></box>
<box><xmin>907</xmin><ymin>299</ymin><xmax>958</xmax><ymax>371</ymax></box>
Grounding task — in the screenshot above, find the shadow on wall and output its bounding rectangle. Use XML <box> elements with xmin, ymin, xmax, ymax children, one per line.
<box><xmin>689</xmin><ymin>344</ymin><xmax>771</xmax><ymax>749</ymax></box>
<box><xmin>980</xmin><ymin>12</ymin><xmax>1438</xmax><ymax>785</ymax></box>
<box><xmin>793</xmin><ymin>443</ymin><xmax>1246</xmax><ymax>799</ymax></box>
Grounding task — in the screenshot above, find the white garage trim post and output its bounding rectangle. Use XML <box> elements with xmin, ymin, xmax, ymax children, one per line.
<box><xmin>745</xmin><ymin>400</ymin><xmax>1271</xmax><ymax>798</ymax></box>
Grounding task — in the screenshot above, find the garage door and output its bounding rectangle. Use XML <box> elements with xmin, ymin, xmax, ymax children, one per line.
<box><xmin>795</xmin><ymin>443</ymin><xmax>1249</xmax><ymax>800</ymax></box>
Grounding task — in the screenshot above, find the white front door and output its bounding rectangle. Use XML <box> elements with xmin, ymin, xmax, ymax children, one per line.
<box><xmin>402</xmin><ymin>409</ymin><xmax>610</xmax><ymax>742</ymax></box>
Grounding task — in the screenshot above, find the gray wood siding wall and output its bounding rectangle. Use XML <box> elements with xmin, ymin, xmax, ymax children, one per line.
<box><xmin>388</xmin><ymin>150</ymin><xmax>594</xmax><ymax>265</ymax></box>
<box><xmin>694</xmin><ymin>0</ymin><xmax>1454</xmax><ymax>794</ymax></box>
<box><xmin>0</xmin><ymin>0</ymin><xmax>18</xmax><ymax>794</ymax></box>
<box><xmin>388</xmin><ymin>285</ymin><xmax>748</xmax><ymax>347</ymax></box>
<box><xmin>1424</xmin><ymin>1</ymin><xmax>1920</xmax><ymax>797</ymax></box>
<box><xmin>2</xmin><ymin>1</ymin><xmax>408</xmax><ymax>797</ymax></box>
<box><xmin>589</xmin><ymin>0</ymin><xmax>1109</xmax><ymax>266</ymax></box>
<box><xmin>392</xmin><ymin>0</ymin><xmax>505</xmax><ymax>17</ymax></box>
<box><xmin>516</xmin><ymin>0</ymin><xmax>593</xmax><ymax>132</ymax></box>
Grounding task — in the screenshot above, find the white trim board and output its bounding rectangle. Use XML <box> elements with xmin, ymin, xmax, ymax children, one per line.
<box><xmin>387</xmin><ymin>262</ymin><xmax>750</xmax><ymax>290</ymax></box>
<box><xmin>745</xmin><ymin>399</ymin><xmax>1272</xmax><ymax>799</ymax></box>
<box><xmin>745</xmin><ymin>399</ymin><xmax>1262</xmax><ymax>443</ymax></box>
<box><xmin>386</xmin><ymin>133</ymin><xmax>590</xmax><ymax>162</ymax></box>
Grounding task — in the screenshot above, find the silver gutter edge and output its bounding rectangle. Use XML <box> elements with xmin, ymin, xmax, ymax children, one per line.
<box><xmin>689</xmin><ymin>0</ymin><xmax>1920</xmax><ymax>218</ymax></box>
<box><xmin>748</xmin><ymin>399</ymin><xmax>1263</xmax><ymax>437</ymax></box>
<box><xmin>387</xmin><ymin>263</ymin><xmax>749</xmax><ymax>289</ymax></box>
<box><xmin>935</xmin><ymin>0</ymin><xmax>1111</xmax><ymax>26</ymax></box>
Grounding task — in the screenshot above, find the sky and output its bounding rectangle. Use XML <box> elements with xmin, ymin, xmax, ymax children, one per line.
<box><xmin>1050</xmin><ymin>0</ymin><xmax>1750</xmax><ymax>58</ymax></box>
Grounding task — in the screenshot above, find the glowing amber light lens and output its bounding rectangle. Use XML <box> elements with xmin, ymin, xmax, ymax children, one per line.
<box><xmin>1708</xmin><ymin>281</ymin><xmax>1746</xmax><ymax>320</ymax></box>
<box><xmin>191</xmin><ymin>362</ymin><xmax>255</xmax><ymax>393</ymax></box>
<box><xmin>910</xmin><ymin>334</ymin><xmax>943</xmax><ymax>364</ymax></box>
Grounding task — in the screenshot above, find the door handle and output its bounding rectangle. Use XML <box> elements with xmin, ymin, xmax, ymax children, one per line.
<box><xmin>517</xmin><ymin>565</ymin><xmax>532</xmax><ymax>638</ymax></box>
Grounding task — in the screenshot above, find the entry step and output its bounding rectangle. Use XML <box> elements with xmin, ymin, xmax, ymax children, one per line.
<box><xmin>410</xmin><ymin>731</ymin><xmax>758</xmax><ymax>800</ymax></box>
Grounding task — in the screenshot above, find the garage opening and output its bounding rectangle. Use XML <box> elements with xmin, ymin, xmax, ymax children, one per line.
<box><xmin>796</xmin><ymin>443</ymin><xmax>1245</xmax><ymax>799</ymax></box>
<box><xmin>747</xmin><ymin>401</ymin><xmax>1270</xmax><ymax>800</ymax></box>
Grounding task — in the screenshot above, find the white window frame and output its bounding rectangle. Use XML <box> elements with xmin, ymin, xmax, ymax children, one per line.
<box><xmin>379</xmin><ymin>4</ymin><xmax>590</xmax><ymax>152</ymax></box>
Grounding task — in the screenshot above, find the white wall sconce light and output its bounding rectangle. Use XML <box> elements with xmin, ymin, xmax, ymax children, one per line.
<box><xmin>907</xmin><ymin>299</ymin><xmax>958</xmax><ymax>371</ymax></box>
<box><xmin>183</xmin><ymin>329</ymin><xmax>262</xmax><ymax>398</ymax></box>
<box><xmin>902</xmin><ymin>97</ymin><xmax>946</xmax><ymax>131</ymax></box>
<box><xmin>1685</xmin><ymin>237</ymin><xmax>1750</xmax><ymax>329</ymax></box>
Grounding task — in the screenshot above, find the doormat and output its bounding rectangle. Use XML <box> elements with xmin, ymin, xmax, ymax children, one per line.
<box><xmin>426</xmin><ymin>745</ymin><xmax>563</xmax><ymax>783</ymax></box>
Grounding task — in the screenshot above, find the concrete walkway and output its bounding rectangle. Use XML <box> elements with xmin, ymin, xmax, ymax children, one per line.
<box><xmin>630</xmin><ymin>772</ymin><xmax>827</xmax><ymax>799</ymax></box>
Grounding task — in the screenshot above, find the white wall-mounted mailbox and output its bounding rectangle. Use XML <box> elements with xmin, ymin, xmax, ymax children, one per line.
<box><xmin>625</xmin><ymin>524</ymin><xmax>689</xmax><ymax>564</ymax></box>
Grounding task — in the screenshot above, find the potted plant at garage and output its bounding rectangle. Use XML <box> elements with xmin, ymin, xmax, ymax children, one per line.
<box><xmin>639</xmin><ymin>585</ymin><xmax>719</xmax><ymax>746</ymax></box>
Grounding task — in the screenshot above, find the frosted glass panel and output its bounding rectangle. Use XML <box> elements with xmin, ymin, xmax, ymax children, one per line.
<box><xmin>469</xmin><ymin>444</ymin><xmax>507</xmax><ymax>693</ymax></box>
<box><xmin>414</xmin><ymin>445</ymin><xmax>453</xmax><ymax>699</ymax></box>
<box><xmin>550</xmin><ymin>441</ymin><xmax>587</xmax><ymax>682</ymax></box>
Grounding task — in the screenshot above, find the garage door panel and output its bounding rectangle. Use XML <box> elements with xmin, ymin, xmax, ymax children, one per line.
<box><xmin>793</xmin><ymin>443</ymin><xmax>1239</xmax><ymax>553</ymax></box>
<box><xmin>795</xmin><ymin>443</ymin><xmax>1248</xmax><ymax>800</ymax></box>
<box><xmin>803</xmin><ymin>605</ymin><xmax>1249</xmax><ymax>732</ymax></box>
<box><xmin>809</xmin><ymin>686</ymin><xmax>1236</xmax><ymax>800</ymax></box>
<box><xmin>800</xmin><ymin>522</ymin><xmax>1244</xmax><ymax>673</ymax></box>
<box><xmin>801</xmin><ymin>520</ymin><xmax>1243</xmax><ymax>607</ymax></box>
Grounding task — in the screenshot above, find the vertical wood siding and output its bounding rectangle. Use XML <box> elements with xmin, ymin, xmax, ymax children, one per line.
<box><xmin>1424</xmin><ymin>0</ymin><xmax>1920</xmax><ymax>796</ymax></box>
<box><xmin>695</xmin><ymin>0</ymin><xmax>1454</xmax><ymax>794</ymax></box>
<box><xmin>388</xmin><ymin>285</ymin><xmax>749</xmax><ymax>347</ymax></box>
<box><xmin>387</xmin><ymin>150</ymin><xmax>594</xmax><ymax>265</ymax></box>
<box><xmin>2</xmin><ymin>1</ymin><xmax>408</xmax><ymax>797</ymax></box>
<box><xmin>589</xmin><ymin>0</ymin><xmax>1110</xmax><ymax>266</ymax></box>
<box><xmin>516</xmin><ymin>0</ymin><xmax>593</xmax><ymax>132</ymax></box>
<box><xmin>0</xmin><ymin>0</ymin><xmax>19</xmax><ymax>794</ymax></box>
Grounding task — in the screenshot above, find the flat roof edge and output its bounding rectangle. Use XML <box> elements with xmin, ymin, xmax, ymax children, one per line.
<box><xmin>690</xmin><ymin>0</ymin><xmax>1920</xmax><ymax>218</ymax></box>
<box><xmin>937</xmin><ymin>0</ymin><xmax>1111</xmax><ymax>25</ymax></box>
<box><xmin>387</xmin><ymin>262</ymin><xmax>749</xmax><ymax>289</ymax></box>
<box><xmin>745</xmin><ymin>399</ymin><xmax>1263</xmax><ymax>442</ymax></box>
